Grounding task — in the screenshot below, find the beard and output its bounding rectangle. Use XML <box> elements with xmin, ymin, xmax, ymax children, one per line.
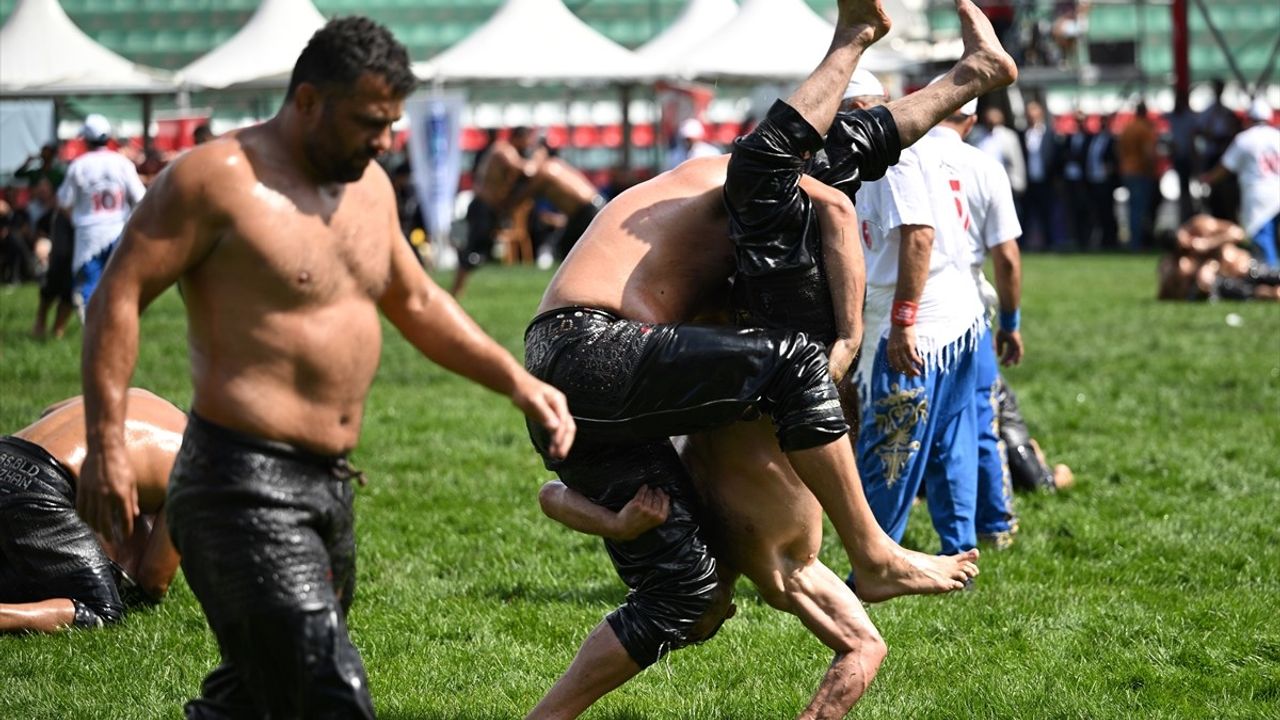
<box><xmin>303</xmin><ymin>136</ymin><xmax>372</xmax><ymax>185</ymax></box>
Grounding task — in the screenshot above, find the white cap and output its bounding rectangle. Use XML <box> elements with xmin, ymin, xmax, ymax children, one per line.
<box><xmin>81</xmin><ymin>113</ymin><xmax>111</xmax><ymax>142</ymax></box>
<box><xmin>679</xmin><ymin>118</ymin><xmax>706</xmax><ymax>140</ymax></box>
<box><xmin>1247</xmin><ymin>99</ymin><xmax>1273</xmax><ymax>122</ymax></box>
<box><xmin>930</xmin><ymin>74</ymin><xmax>977</xmax><ymax>116</ymax></box>
<box><xmin>843</xmin><ymin>69</ymin><xmax>885</xmax><ymax>101</ymax></box>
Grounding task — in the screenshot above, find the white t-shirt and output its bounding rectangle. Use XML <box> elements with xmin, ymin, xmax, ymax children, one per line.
<box><xmin>928</xmin><ymin>127</ymin><xmax>1023</xmax><ymax>269</ymax></box>
<box><xmin>57</xmin><ymin>148</ymin><xmax>146</xmax><ymax>271</ymax></box>
<box><xmin>853</xmin><ymin>132</ymin><xmax>984</xmax><ymax>376</ymax></box>
<box><xmin>1220</xmin><ymin>123</ymin><xmax>1280</xmax><ymax>237</ymax></box>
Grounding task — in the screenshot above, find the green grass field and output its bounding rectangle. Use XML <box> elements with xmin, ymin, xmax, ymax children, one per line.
<box><xmin>1</xmin><ymin>255</ymin><xmax>1278</xmax><ymax>719</ymax></box>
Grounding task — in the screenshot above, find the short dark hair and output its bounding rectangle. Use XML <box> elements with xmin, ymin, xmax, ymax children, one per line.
<box><xmin>286</xmin><ymin>16</ymin><xmax>416</xmax><ymax>100</ymax></box>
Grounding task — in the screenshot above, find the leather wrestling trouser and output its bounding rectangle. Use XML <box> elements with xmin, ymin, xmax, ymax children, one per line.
<box><xmin>996</xmin><ymin>378</ymin><xmax>1056</xmax><ymax>493</ymax></box>
<box><xmin>167</xmin><ymin>414</ymin><xmax>373</xmax><ymax>720</ymax></box>
<box><xmin>0</xmin><ymin>435</ymin><xmax>125</xmax><ymax>628</ymax></box>
<box><xmin>524</xmin><ymin>308</ymin><xmax>847</xmax><ymax>667</ymax></box>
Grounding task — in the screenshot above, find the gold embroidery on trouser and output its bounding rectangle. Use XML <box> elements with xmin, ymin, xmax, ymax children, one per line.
<box><xmin>872</xmin><ymin>384</ymin><xmax>929</xmax><ymax>487</ymax></box>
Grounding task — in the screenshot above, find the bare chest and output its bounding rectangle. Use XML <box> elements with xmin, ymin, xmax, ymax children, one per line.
<box><xmin>208</xmin><ymin>183</ymin><xmax>392</xmax><ymax>304</ymax></box>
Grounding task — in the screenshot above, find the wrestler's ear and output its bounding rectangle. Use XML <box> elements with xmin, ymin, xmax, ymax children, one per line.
<box><xmin>292</xmin><ymin>82</ymin><xmax>324</xmax><ymax>118</ymax></box>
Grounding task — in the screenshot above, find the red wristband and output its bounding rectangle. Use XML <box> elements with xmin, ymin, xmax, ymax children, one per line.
<box><xmin>891</xmin><ymin>300</ymin><xmax>919</xmax><ymax>327</ymax></box>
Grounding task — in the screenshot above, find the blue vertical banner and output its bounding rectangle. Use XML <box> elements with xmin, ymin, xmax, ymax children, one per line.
<box><xmin>407</xmin><ymin>90</ymin><xmax>465</xmax><ymax>268</ymax></box>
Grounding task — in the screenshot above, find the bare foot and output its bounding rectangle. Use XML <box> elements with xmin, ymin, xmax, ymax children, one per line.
<box><xmin>951</xmin><ymin>0</ymin><xmax>1018</xmax><ymax>93</ymax></box>
<box><xmin>854</xmin><ymin>547</ymin><xmax>979</xmax><ymax>603</ymax></box>
<box><xmin>835</xmin><ymin>0</ymin><xmax>892</xmax><ymax>47</ymax></box>
<box><xmin>1053</xmin><ymin>464</ymin><xmax>1075</xmax><ymax>490</ymax></box>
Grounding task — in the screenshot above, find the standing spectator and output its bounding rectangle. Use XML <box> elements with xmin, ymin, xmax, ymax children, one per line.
<box><xmin>1062</xmin><ymin>110</ymin><xmax>1094</xmax><ymax>248</ymax></box>
<box><xmin>1117</xmin><ymin>102</ymin><xmax>1161</xmax><ymax>250</ymax></box>
<box><xmin>664</xmin><ymin>118</ymin><xmax>722</xmax><ymax>170</ymax></box>
<box><xmin>14</xmin><ymin>143</ymin><xmax>66</xmax><ymax>191</ymax></box>
<box><xmin>1085</xmin><ymin>113</ymin><xmax>1120</xmax><ymax>249</ymax></box>
<box><xmin>192</xmin><ymin>124</ymin><xmax>215</xmax><ymax>146</ymax></box>
<box><xmin>1167</xmin><ymin>96</ymin><xmax>1201</xmax><ymax>223</ymax></box>
<box><xmin>1021</xmin><ymin>99</ymin><xmax>1063</xmax><ymax>249</ymax></box>
<box><xmin>1198</xmin><ymin>79</ymin><xmax>1243</xmax><ymax>222</ymax></box>
<box><xmin>974</xmin><ymin>106</ymin><xmax>1027</xmax><ymax>218</ymax></box>
<box><xmin>56</xmin><ymin>114</ymin><xmax>146</xmax><ymax>307</ymax></box>
<box><xmin>31</xmin><ymin>181</ymin><xmax>76</xmax><ymax>339</ymax></box>
<box><xmin>1203</xmin><ymin>100</ymin><xmax>1280</xmax><ymax>266</ymax></box>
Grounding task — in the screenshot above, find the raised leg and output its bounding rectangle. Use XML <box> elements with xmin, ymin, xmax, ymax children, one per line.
<box><xmin>885</xmin><ymin>0</ymin><xmax>1018</xmax><ymax>147</ymax></box>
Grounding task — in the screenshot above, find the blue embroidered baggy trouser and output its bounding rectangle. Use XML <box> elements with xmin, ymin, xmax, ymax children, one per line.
<box><xmin>856</xmin><ymin>335</ymin><xmax>979</xmax><ymax>555</ymax></box>
<box><xmin>973</xmin><ymin>325</ymin><xmax>1017</xmax><ymax>545</ymax></box>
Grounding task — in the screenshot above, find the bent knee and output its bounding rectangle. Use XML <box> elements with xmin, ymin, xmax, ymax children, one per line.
<box><xmin>611</xmin><ymin>571</ymin><xmax>733</xmax><ymax>667</ymax></box>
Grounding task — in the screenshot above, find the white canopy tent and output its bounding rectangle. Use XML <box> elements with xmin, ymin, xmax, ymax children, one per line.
<box><xmin>178</xmin><ymin>0</ymin><xmax>327</xmax><ymax>90</ymax></box>
<box><xmin>0</xmin><ymin>0</ymin><xmax>173</xmax><ymax>95</ymax></box>
<box><xmin>415</xmin><ymin>0</ymin><xmax>654</xmax><ymax>84</ymax></box>
<box><xmin>635</xmin><ymin>0</ymin><xmax>737</xmax><ymax>72</ymax></box>
<box><xmin>678</xmin><ymin>0</ymin><xmax>913</xmax><ymax>82</ymax></box>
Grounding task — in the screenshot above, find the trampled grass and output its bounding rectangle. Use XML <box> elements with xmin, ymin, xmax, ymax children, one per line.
<box><xmin>1</xmin><ymin>255</ymin><xmax>1277</xmax><ymax>719</ymax></box>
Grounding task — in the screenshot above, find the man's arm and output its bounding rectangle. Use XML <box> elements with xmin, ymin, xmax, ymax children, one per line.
<box><xmin>888</xmin><ymin>225</ymin><xmax>931</xmax><ymax>376</ymax></box>
<box><xmin>801</xmin><ymin>175</ymin><xmax>863</xmax><ymax>381</ymax></box>
<box><xmin>129</xmin><ymin>511</ymin><xmax>180</xmax><ymax>601</ymax></box>
<box><xmin>990</xmin><ymin>240</ymin><xmax>1023</xmax><ymax>366</ymax></box>
<box><xmin>79</xmin><ymin>156</ymin><xmax>220</xmax><ymax>542</ymax></box>
<box><xmin>538</xmin><ymin>481</ymin><xmax>669</xmax><ymax>541</ymax></box>
<box><xmin>378</xmin><ymin>230</ymin><xmax>575</xmax><ymax>459</ymax></box>
<box><xmin>981</xmin><ymin>162</ymin><xmax>1023</xmax><ymax>366</ymax></box>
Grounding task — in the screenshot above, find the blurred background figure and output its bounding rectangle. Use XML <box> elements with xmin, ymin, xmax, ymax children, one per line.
<box><xmin>1201</xmin><ymin>100</ymin><xmax>1279</xmax><ymax>266</ymax></box>
<box><xmin>1197</xmin><ymin>79</ymin><xmax>1243</xmax><ymax>223</ymax></box>
<box><xmin>665</xmin><ymin>117</ymin><xmax>721</xmax><ymax>170</ymax></box>
<box><xmin>1157</xmin><ymin>214</ymin><xmax>1280</xmax><ymax>301</ymax></box>
<box><xmin>55</xmin><ymin>114</ymin><xmax>146</xmax><ymax>310</ymax></box>
<box><xmin>1085</xmin><ymin>113</ymin><xmax>1119</xmax><ymax>250</ymax></box>
<box><xmin>1020</xmin><ymin>99</ymin><xmax>1063</xmax><ymax>250</ymax></box>
<box><xmin>972</xmin><ymin>106</ymin><xmax>1026</xmax><ymax>218</ymax></box>
<box><xmin>1117</xmin><ymin>101</ymin><xmax>1160</xmax><ymax>251</ymax></box>
<box><xmin>192</xmin><ymin>124</ymin><xmax>215</xmax><ymax>146</ymax></box>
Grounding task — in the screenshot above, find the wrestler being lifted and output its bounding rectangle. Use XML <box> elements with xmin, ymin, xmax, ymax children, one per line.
<box><xmin>523</xmin><ymin>0</ymin><xmax>1017</xmax><ymax>717</ymax></box>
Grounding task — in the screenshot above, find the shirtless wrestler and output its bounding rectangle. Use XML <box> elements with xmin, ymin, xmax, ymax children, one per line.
<box><xmin>451</xmin><ymin>126</ymin><xmax>538</xmax><ymax>296</ymax></box>
<box><xmin>77</xmin><ymin>18</ymin><xmax>573</xmax><ymax>719</ymax></box>
<box><xmin>1157</xmin><ymin>214</ymin><xmax>1280</xmax><ymax>301</ymax></box>
<box><xmin>1</xmin><ymin>389</ymin><xmax>182</xmax><ymax>634</ymax></box>
<box><xmin>521</xmin><ymin>1</ymin><xmax>1016</xmax><ymax>716</ymax></box>
<box><xmin>528</xmin><ymin>154</ymin><xmax>607</xmax><ymax>261</ymax></box>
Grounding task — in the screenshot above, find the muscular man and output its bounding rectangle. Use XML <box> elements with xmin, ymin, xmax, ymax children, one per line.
<box><xmin>1201</xmin><ymin>100</ymin><xmax>1280</xmax><ymax>267</ymax></box>
<box><xmin>522</xmin><ymin>1</ymin><xmax>1016</xmax><ymax>716</ymax></box>
<box><xmin>847</xmin><ymin>74</ymin><xmax>986</xmax><ymax>558</ymax></box>
<box><xmin>78</xmin><ymin>18</ymin><xmax>573</xmax><ymax>718</ymax></box>
<box><xmin>1</xmin><ymin>389</ymin><xmax>182</xmax><ymax>633</ymax></box>
<box><xmin>452</xmin><ymin>126</ymin><xmax>538</xmax><ymax>296</ymax></box>
<box><xmin>540</xmin><ymin>413</ymin><xmax>898</xmax><ymax>718</ymax></box>
<box><xmin>930</xmin><ymin>98</ymin><xmax>1025</xmax><ymax>548</ymax></box>
<box><xmin>1157</xmin><ymin>214</ymin><xmax>1280</xmax><ymax>301</ymax></box>
<box><xmin>529</xmin><ymin>153</ymin><xmax>607</xmax><ymax>261</ymax></box>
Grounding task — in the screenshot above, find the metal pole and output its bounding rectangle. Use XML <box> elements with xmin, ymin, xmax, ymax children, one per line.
<box><xmin>620</xmin><ymin>83</ymin><xmax>633</xmax><ymax>170</ymax></box>
<box><xmin>141</xmin><ymin>94</ymin><xmax>154</xmax><ymax>148</ymax></box>
<box><xmin>1172</xmin><ymin>0</ymin><xmax>1190</xmax><ymax>108</ymax></box>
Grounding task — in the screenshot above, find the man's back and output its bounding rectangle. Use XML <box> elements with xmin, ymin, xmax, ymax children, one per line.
<box><xmin>58</xmin><ymin>148</ymin><xmax>144</xmax><ymax>231</ymax></box>
<box><xmin>537</xmin><ymin>156</ymin><xmax>735</xmax><ymax>324</ymax></box>
<box><xmin>533</xmin><ymin>157</ymin><xmax>599</xmax><ymax>213</ymax></box>
<box><xmin>1222</xmin><ymin>123</ymin><xmax>1280</xmax><ymax>236</ymax></box>
<box><xmin>935</xmin><ymin>128</ymin><xmax>1021</xmax><ymax>268</ymax></box>
<box><xmin>474</xmin><ymin>139</ymin><xmax>525</xmax><ymax>206</ymax></box>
